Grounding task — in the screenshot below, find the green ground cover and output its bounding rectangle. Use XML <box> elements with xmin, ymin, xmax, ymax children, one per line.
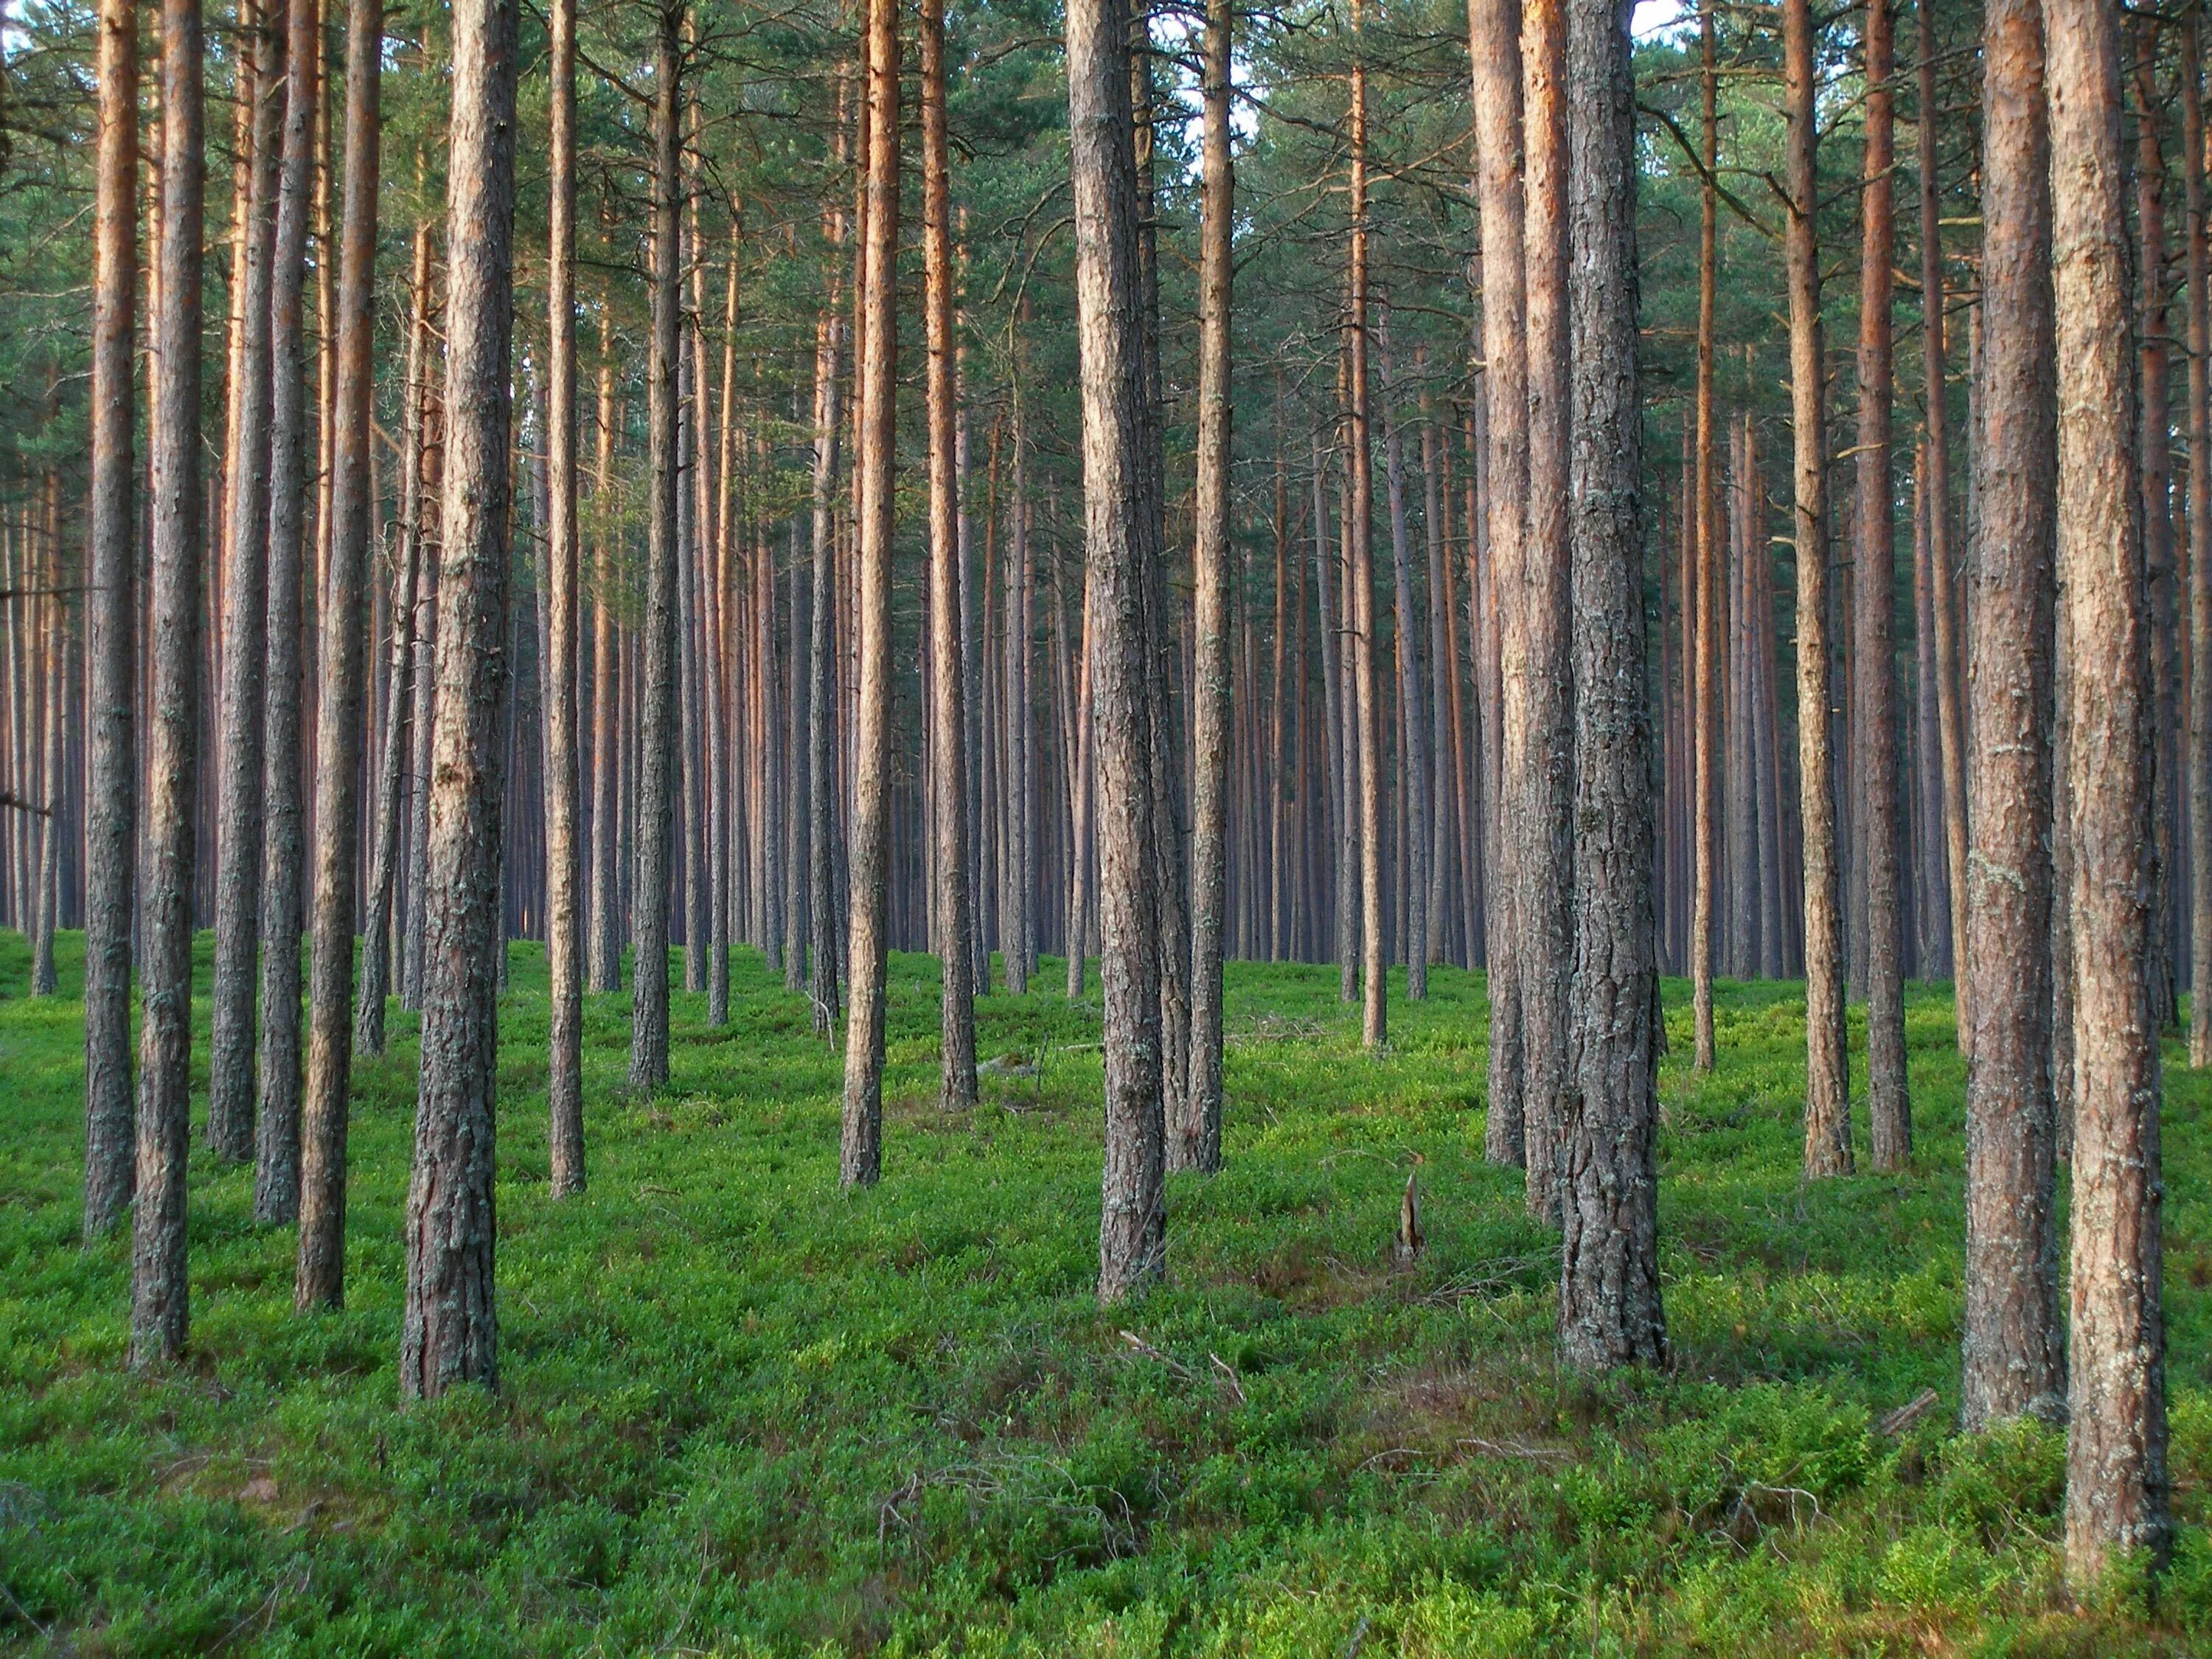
<box><xmin>4</xmin><ymin>928</ymin><xmax>2212</xmax><ymax>1655</ymax></box>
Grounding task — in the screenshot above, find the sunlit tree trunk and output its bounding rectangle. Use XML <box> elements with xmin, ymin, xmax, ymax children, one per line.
<box><xmin>809</xmin><ymin>144</ymin><xmax>848</xmax><ymax>1035</ymax></box>
<box><xmin>1348</xmin><ymin>0</ymin><xmax>1385</xmax><ymax>1051</ymax></box>
<box><xmin>841</xmin><ymin>0</ymin><xmax>900</xmax><ymax>1185</ymax></box>
<box><xmin>1691</xmin><ymin>0</ymin><xmax>1719</xmax><ymax>1071</ymax></box>
<box><xmin>2048</xmin><ymin>0</ymin><xmax>2171</xmax><ymax>1582</ymax></box>
<box><xmin>400</xmin><ymin>0</ymin><xmax>519</xmax><ymax>1398</ymax></box>
<box><xmin>1786</xmin><ymin>0</ymin><xmax>1849</xmax><ymax>1175</ymax></box>
<box><xmin>1961</xmin><ymin>0</ymin><xmax>2061</xmax><ymax>1430</ymax></box>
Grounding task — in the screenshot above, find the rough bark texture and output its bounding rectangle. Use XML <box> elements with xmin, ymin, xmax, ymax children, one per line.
<box><xmin>400</xmin><ymin>0</ymin><xmax>518</xmax><ymax>1399</ymax></box>
<box><xmin>544</xmin><ymin>0</ymin><xmax>584</xmax><ymax>1192</ymax></box>
<box><xmin>83</xmin><ymin>0</ymin><xmax>137</xmax><ymax>1239</ymax></box>
<box><xmin>209</xmin><ymin>13</ymin><xmax>285</xmax><ymax>1164</ymax></box>
<box><xmin>809</xmin><ymin>225</ymin><xmax>846</xmax><ymax>1037</ymax></box>
<box><xmin>1962</xmin><ymin>0</ymin><xmax>2062</xmax><ymax>1431</ymax></box>
<box><xmin>1068</xmin><ymin>0</ymin><xmax>1164</xmax><ymax>1302</ymax></box>
<box><xmin>1691</xmin><ymin>0</ymin><xmax>1719</xmax><ymax>1072</ymax></box>
<box><xmin>1559</xmin><ymin>0</ymin><xmax>1664</xmax><ymax>1371</ymax></box>
<box><xmin>253</xmin><ymin>0</ymin><xmax>318</xmax><ymax>1225</ymax></box>
<box><xmin>922</xmin><ymin>0</ymin><xmax>977</xmax><ymax>1111</ymax></box>
<box><xmin>294</xmin><ymin>0</ymin><xmax>380</xmax><ymax>1308</ymax></box>
<box><xmin>1920</xmin><ymin>0</ymin><xmax>1968</xmax><ymax>1019</ymax></box>
<box><xmin>2188</xmin><ymin>15</ymin><xmax>2212</xmax><ymax>1071</ymax></box>
<box><xmin>840</xmin><ymin>0</ymin><xmax>899</xmax><ymax>1186</ymax></box>
<box><xmin>1182</xmin><ymin>0</ymin><xmax>1231</xmax><ymax>1175</ymax></box>
<box><xmin>1468</xmin><ymin>0</ymin><xmax>1527</xmax><ymax>1168</ymax></box>
<box><xmin>2048</xmin><ymin>0</ymin><xmax>2171</xmax><ymax>1582</ymax></box>
<box><xmin>1857</xmin><ymin>0</ymin><xmax>1910</xmax><ymax>1172</ymax></box>
<box><xmin>1518</xmin><ymin>0</ymin><xmax>1573</xmax><ymax>1222</ymax></box>
<box><xmin>628</xmin><ymin>9</ymin><xmax>681</xmax><ymax>1096</ymax></box>
<box><xmin>133</xmin><ymin>0</ymin><xmax>205</xmax><ymax>1369</ymax></box>
<box><xmin>1785</xmin><ymin>0</ymin><xmax>1849</xmax><ymax>1175</ymax></box>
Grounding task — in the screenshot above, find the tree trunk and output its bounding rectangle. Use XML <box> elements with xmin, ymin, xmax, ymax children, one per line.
<box><xmin>400</xmin><ymin>0</ymin><xmax>518</xmax><ymax>1398</ymax></box>
<box><xmin>1468</xmin><ymin>0</ymin><xmax>1525</xmax><ymax>1164</ymax></box>
<box><xmin>1183</xmin><ymin>0</ymin><xmax>1232</xmax><ymax>1173</ymax></box>
<box><xmin>252</xmin><ymin>0</ymin><xmax>319</xmax><ymax>1224</ymax></box>
<box><xmin>2136</xmin><ymin>26</ymin><xmax>2180</xmax><ymax>1034</ymax></box>
<box><xmin>357</xmin><ymin>218</ymin><xmax>430</xmax><ymax>1058</ymax></box>
<box><xmin>83</xmin><ymin>0</ymin><xmax>138</xmax><ymax>1239</ymax></box>
<box><xmin>1348</xmin><ymin>7</ymin><xmax>1385</xmax><ymax>1052</ymax></box>
<box><xmin>1920</xmin><ymin>0</ymin><xmax>1968</xmax><ymax>1021</ymax></box>
<box><xmin>295</xmin><ymin>0</ymin><xmax>380</xmax><ymax>1307</ymax></box>
<box><xmin>841</xmin><ymin>0</ymin><xmax>899</xmax><ymax>1184</ymax></box>
<box><xmin>133</xmin><ymin>0</ymin><xmax>206</xmax><ymax>1369</ymax></box>
<box><xmin>2187</xmin><ymin>15</ymin><xmax>2212</xmax><ymax>1071</ymax></box>
<box><xmin>1559</xmin><ymin>0</ymin><xmax>1664</xmax><ymax>1369</ymax></box>
<box><xmin>1787</xmin><ymin>0</ymin><xmax>1849</xmax><ymax>1175</ymax></box>
<box><xmin>627</xmin><ymin>6</ymin><xmax>682</xmax><ymax>1095</ymax></box>
<box><xmin>1691</xmin><ymin>0</ymin><xmax>1719</xmax><ymax>1068</ymax></box>
<box><xmin>543</xmin><ymin>0</ymin><xmax>584</xmax><ymax>1189</ymax></box>
<box><xmin>1069</xmin><ymin>0</ymin><xmax>1165</xmax><ymax>1300</ymax></box>
<box><xmin>1961</xmin><ymin>0</ymin><xmax>2061</xmax><ymax>1430</ymax></box>
<box><xmin>1518</xmin><ymin>0</ymin><xmax>1573</xmax><ymax>1220</ymax></box>
<box><xmin>922</xmin><ymin>0</ymin><xmax>977</xmax><ymax>1108</ymax></box>
<box><xmin>589</xmin><ymin>324</ymin><xmax>622</xmax><ymax>993</ymax></box>
<box><xmin>2048</xmin><ymin>0</ymin><xmax>2172</xmax><ymax>1581</ymax></box>
<box><xmin>810</xmin><ymin>171</ymin><xmax>847</xmax><ymax>1036</ymax></box>
<box><xmin>209</xmin><ymin>7</ymin><xmax>286</xmax><ymax>1163</ymax></box>
<box><xmin>1381</xmin><ymin>320</ymin><xmax>1430</xmax><ymax>1001</ymax></box>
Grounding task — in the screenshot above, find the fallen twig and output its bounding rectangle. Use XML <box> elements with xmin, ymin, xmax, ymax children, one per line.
<box><xmin>1874</xmin><ymin>1388</ymin><xmax>1942</xmax><ymax>1438</ymax></box>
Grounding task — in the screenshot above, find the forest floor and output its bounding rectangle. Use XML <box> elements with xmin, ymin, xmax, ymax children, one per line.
<box><xmin>4</xmin><ymin>933</ymin><xmax>2212</xmax><ymax>1656</ymax></box>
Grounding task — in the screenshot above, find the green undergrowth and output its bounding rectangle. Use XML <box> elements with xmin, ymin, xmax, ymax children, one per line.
<box><xmin>4</xmin><ymin>928</ymin><xmax>2212</xmax><ymax>1655</ymax></box>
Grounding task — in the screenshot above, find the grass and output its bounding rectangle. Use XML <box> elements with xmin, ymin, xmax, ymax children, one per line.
<box><xmin>4</xmin><ymin>926</ymin><xmax>2212</xmax><ymax>1655</ymax></box>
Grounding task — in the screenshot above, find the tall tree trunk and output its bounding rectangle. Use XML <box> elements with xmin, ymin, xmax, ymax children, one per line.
<box><xmin>810</xmin><ymin>173</ymin><xmax>847</xmax><ymax>1035</ymax></box>
<box><xmin>253</xmin><ymin>0</ymin><xmax>318</xmax><ymax>1224</ymax></box>
<box><xmin>1183</xmin><ymin>0</ymin><xmax>1231</xmax><ymax>1173</ymax></box>
<box><xmin>2136</xmin><ymin>26</ymin><xmax>2180</xmax><ymax>1032</ymax></box>
<box><xmin>1519</xmin><ymin>0</ymin><xmax>1573</xmax><ymax>1219</ymax></box>
<box><xmin>2048</xmin><ymin>0</ymin><xmax>2171</xmax><ymax>1581</ymax></box>
<box><xmin>1381</xmin><ymin>321</ymin><xmax>1430</xmax><ymax>1000</ymax></box>
<box><xmin>356</xmin><ymin>218</ymin><xmax>430</xmax><ymax>1057</ymax></box>
<box><xmin>1961</xmin><ymin>0</ymin><xmax>2061</xmax><ymax>1429</ymax></box>
<box><xmin>209</xmin><ymin>9</ymin><xmax>286</xmax><ymax>1163</ymax></box>
<box><xmin>589</xmin><ymin>323</ymin><xmax>621</xmax><ymax>992</ymax></box>
<box><xmin>1559</xmin><ymin>0</ymin><xmax>1664</xmax><ymax>1369</ymax></box>
<box><xmin>403</xmin><ymin>403</ymin><xmax>442</xmax><ymax>1010</ymax></box>
<box><xmin>1347</xmin><ymin>4</ymin><xmax>1387</xmax><ymax>1052</ymax></box>
<box><xmin>1470</xmin><ymin>0</ymin><xmax>1526</xmax><ymax>1166</ymax></box>
<box><xmin>841</xmin><ymin>0</ymin><xmax>900</xmax><ymax>1184</ymax></box>
<box><xmin>1787</xmin><ymin>0</ymin><xmax>1849</xmax><ymax>1174</ymax></box>
<box><xmin>1858</xmin><ymin>0</ymin><xmax>1911</xmax><ymax>1170</ymax></box>
<box><xmin>295</xmin><ymin>0</ymin><xmax>380</xmax><ymax>1307</ymax></box>
<box><xmin>133</xmin><ymin>0</ymin><xmax>206</xmax><ymax>1369</ymax></box>
<box><xmin>922</xmin><ymin>0</ymin><xmax>977</xmax><ymax>1108</ymax></box>
<box><xmin>543</xmin><ymin>0</ymin><xmax>583</xmax><ymax>1190</ymax></box>
<box><xmin>2187</xmin><ymin>14</ymin><xmax>2212</xmax><ymax>1071</ymax></box>
<box><xmin>400</xmin><ymin>0</ymin><xmax>518</xmax><ymax>1397</ymax></box>
<box><xmin>1070</xmin><ymin>0</ymin><xmax>1165</xmax><ymax>1300</ymax></box>
<box><xmin>83</xmin><ymin>0</ymin><xmax>138</xmax><ymax>1239</ymax></box>
<box><xmin>1691</xmin><ymin>0</ymin><xmax>1719</xmax><ymax>1068</ymax></box>
<box><xmin>628</xmin><ymin>7</ymin><xmax>682</xmax><ymax>1094</ymax></box>
<box><xmin>1920</xmin><ymin>0</ymin><xmax>1968</xmax><ymax>1020</ymax></box>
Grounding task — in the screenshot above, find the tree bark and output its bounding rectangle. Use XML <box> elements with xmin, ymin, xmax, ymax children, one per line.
<box><xmin>1518</xmin><ymin>0</ymin><xmax>1573</xmax><ymax>1220</ymax></box>
<box><xmin>1069</xmin><ymin>0</ymin><xmax>1165</xmax><ymax>1300</ymax></box>
<box><xmin>1559</xmin><ymin>0</ymin><xmax>1664</xmax><ymax>1370</ymax></box>
<box><xmin>209</xmin><ymin>7</ymin><xmax>286</xmax><ymax>1163</ymax></box>
<box><xmin>1348</xmin><ymin>0</ymin><xmax>1385</xmax><ymax>1053</ymax></box>
<box><xmin>133</xmin><ymin>0</ymin><xmax>206</xmax><ymax>1369</ymax></box>
<box><xmin>1183</xmin><ymin>0</ymin><xmax>1232</xmax><ymax>1173</ymax></box>
<box><xmin>1787</xmin><ymin>0</ymin><xmax>1849</xmax><ymax>1175</ymax></box>
<box><xmin>2188</xmin><ymin>15</ymin><xmax>2212</xmax><ymax>1071</ymax></box>
<box><xmin>810</xmin><ymin>166</ymin><xmax>847</xmax><ymax>1036</ymax></box>
<box><xmin>1691</xmin><ymin>0</ymin><xmax>1719</xmax><ymax>1068</ymax></box>
<box><xmin>627</xmin><ymin>5</ymin><xmax>682</xmax><ymax>1095</ymax></box>
<box><xmin>253</xmin><ymin>0</ymin><xmax>319</xmax><ymax>1224</ymax></box>
<box><xmin>356</xmin><ymin>218</ymin><xmax>430</xmax><ymax>1058</ymax></box>
<box><xmin>83</xmin><ymin>0</ymin><xmax>138</xmax><ymax>1239</ymax></box>
<box><xmin>589</xmin><ymin>322</ymin><xmax>622</xmax><ymax>993</ymax></box>
<box><xmin>1962</xmin><ymin>0</ymin><xmax>2062</xmax><ymax>1430</ymax></box>
<box><xmin>1468</xmin><ymin>0</ymin><xmax>1526</xmax><ymax>1164</ymax></box>
<box><xmin>922</xmin><ymin>0</ymin><xmax>977</xmax><ymax>1108</ymax></box>
<box><xmin>400</xmin><ymin>0</ymin><xmax>519</xmax><ymax>1398</ymax></box>
<box><xmin>841</xmin><ymin>0</ymin><xmax>900</xmax><ymax>1184</ymax></box>
<box><xmin>1381</xmin><ymin>320</ymin><xmax>1430</xmax><ymax>1001</ymax></box>
<box><xmin>2048</xmin><ymin>0</ymin><xmax>2172</xmax><ymax>1580</ymax></box>
<box><xmin>544</xmin><ymin>0</ymin><xmax>584</xmax><ymax>1189</ymax></box>
<box><xmin>294</xmin><ymin>0</ymin><xmax>380</xmax><ymax>1308</ymax></box>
